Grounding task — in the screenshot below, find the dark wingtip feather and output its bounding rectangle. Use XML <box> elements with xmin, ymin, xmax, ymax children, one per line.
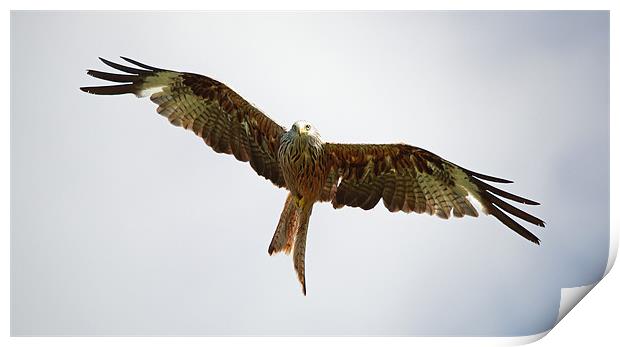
<box><xmin>472</xmin><ymin>177</ymin><xmax>540</xmax><ymax>205</ymax></box>
<box><xmin>98</xmin><ymin>57</ymin><xmax>152</xmax><ymax>74</ymax></box>
<box><xmin>486</xmin><ymin>204</ymin><xmax>541</xmax><ymax>245</ymax></box>
<box><xmin>119</xmin><ymin>56</ymin><xmax>164</xmax><ymax>71</ymax></box>
<box><xmin>464</xmin><ymin>169</ymin><xmax>513</xmax><ymax>183</ymax></box>
<box><xmin>485</xmin><ymin>192</ymin><xmax>546</xmax><ymax>227</ymax></box>
<box><xmin>80</xmin><ymin>84</ymin><xmax>135</xmax><ymax>95</ymax></box>
<box><xmin>465</xmin><ymin>172</ymin><xmax>544</xmax><ymax>243</ymax></box>
<box><xmin>86</xmin><ymin>69</ymin><xmax>140</xmax><ymax>83</ymax></box>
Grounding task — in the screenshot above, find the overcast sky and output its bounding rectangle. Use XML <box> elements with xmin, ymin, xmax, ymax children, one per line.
<box><xmin>11</xmin><ymin>11</ymin><xmax>609</xmax><ymax>336</ymax></box>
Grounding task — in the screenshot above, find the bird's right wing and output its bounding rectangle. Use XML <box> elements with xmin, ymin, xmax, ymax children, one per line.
<box><xmin>81</xmin><ymin>57</ymin><xmax>287</xmax><ymax>188</ymax></box>
<box><xmin>321</xmin><ymin>143</ymin><xmax>545</xmax><ymax>244</ymax></box>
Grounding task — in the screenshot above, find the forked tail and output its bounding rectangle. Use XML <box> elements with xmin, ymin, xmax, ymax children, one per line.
<box><xmin>268</xmin><ymin>193</ymin><xmax>314</xmax><ymax>295</ymax></box>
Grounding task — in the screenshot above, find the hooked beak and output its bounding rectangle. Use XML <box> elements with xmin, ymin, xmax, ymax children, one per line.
<box><xmin>297</xmin><ymin>126</ymin><xmax>308</xmax><ymax>136</ymax></box>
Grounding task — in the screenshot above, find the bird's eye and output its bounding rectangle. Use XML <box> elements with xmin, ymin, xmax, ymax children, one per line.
<box><xmin>305</xmin><ymin>124</ymin><xmax>311</xmax><ymax>131</ymax></box>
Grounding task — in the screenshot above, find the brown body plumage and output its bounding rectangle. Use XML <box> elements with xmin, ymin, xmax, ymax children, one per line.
<box><xmin>81</xmin><ymin>58</ymin><xmax>546</xmax><ymax>295</ymax></box>
<box><xmin>270</xmin><ymin>121</ymin><xmax>327</xmax><ymax>294</ymax></box>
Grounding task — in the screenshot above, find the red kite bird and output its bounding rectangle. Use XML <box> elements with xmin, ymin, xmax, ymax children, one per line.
<box><xmin>81</xmin><ymin>57</ymin><xmax>545</xmax><ymax>295</ymax></box>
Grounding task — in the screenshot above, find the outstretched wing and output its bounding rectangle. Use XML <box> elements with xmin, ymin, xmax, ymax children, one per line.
<box><xmin>81</xmin><ymin>57</ymin><xmax>287</xmax><ymax>188</ymax></box>
<box><xmin>322</xmin><ymin>143</ymin><xmax>545</xmax><ymax>244</ymax></box>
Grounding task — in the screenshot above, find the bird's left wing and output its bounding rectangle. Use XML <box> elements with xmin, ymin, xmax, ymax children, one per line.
<box><xmin>81</xmin><ymin>57</ymin><xmax>287</xmax><ymax>188</ymax></box>
<box><xmin>321</xmin><ymin>143</ymin><xmax>545</xmax><ymax>244</ymax></box>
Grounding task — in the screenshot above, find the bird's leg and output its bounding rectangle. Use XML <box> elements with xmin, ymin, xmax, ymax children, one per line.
<box><xmin>293</xmin><ymin>194</ymin><xmax>306</xmax><ymax>208</ymax></box>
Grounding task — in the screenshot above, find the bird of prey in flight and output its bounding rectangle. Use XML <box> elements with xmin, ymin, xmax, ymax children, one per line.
<box><xmin>81</xmin><ymin>57</ymin><xmax>545</xmax><ymax>295</ymax></box>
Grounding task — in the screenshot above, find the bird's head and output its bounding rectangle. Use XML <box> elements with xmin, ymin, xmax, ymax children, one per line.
<box><xmin>290</xmin><ymin>120</ymin><xmax>321</xmax><ymax>140</ymax></box>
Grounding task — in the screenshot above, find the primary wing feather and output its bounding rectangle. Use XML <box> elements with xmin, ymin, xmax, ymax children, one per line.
<box><xmin>323</xmin><ymin>143</ymin><xmax>544</xmax><ymax>244</ymax></box>
<box><xmin>81</xmin><ymin>57</ymin><xmax>287</xmax><ymax>188</ymax></box>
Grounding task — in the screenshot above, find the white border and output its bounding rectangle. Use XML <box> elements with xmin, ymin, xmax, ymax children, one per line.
<box><xmin>4</xmin><ymin>1</ymin><xmax>617</xmax><ymax>346</ymax></box>
<box><xmin>3</xmin><ymin>0</ymin><xmax>617</xmax><ymax>10</ymax></box>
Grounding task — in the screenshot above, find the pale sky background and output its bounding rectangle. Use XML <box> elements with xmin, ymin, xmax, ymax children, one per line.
<box><xmin>11</xmin><ymin>11</ymin><xmax>609</xmax><ymax>336</ymax></box>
